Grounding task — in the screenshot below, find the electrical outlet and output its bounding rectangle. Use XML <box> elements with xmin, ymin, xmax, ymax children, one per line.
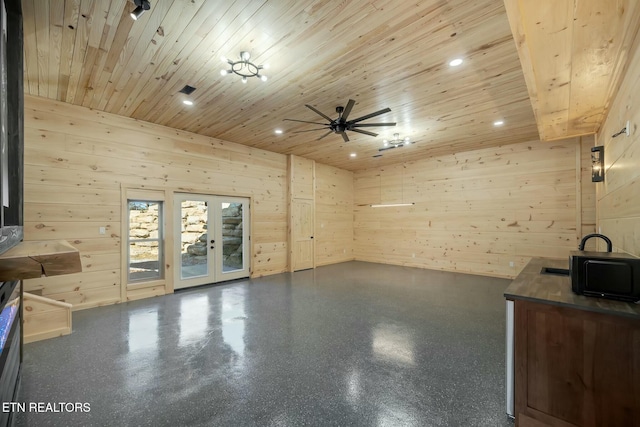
<box><xmin>509</xmin><ymin>261</ymin><xmax>515</xmax><ymax>268</ymax></box>
<box><xmin>99</xmin><ymin>227</ymin><xmax>106</xmax><ymax>235</ymax></box>
<box><xmin>412</xmin><ymin>253</ymin><xmax>416</xmax><ymax>258</ymax></box>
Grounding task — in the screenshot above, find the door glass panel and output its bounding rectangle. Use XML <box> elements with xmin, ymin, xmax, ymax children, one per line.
<box><xmin>180</xmin><ymin>200</ymin><xmax>209</xmax><ymax>279</ymax></box>
<box><xmin>128</xmin><ymin>200</ymin><xmax>163</xmax><ymax>282</ymax></box>
<box><xmin>129</xmin><ymin>241</ymin><xmax>161</xmax><ymax>281</ymax></box>
<box><xmin>175</xmin><ymin>194</ymin><xmax>249</xmax><ymax>289</ymax></box>
<box><xmin>221</xmin><ymin>202</ymin><xmax>243</xmax><ymax>272</ymax></box>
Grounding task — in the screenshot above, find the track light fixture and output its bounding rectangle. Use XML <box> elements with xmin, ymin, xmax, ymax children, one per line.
<box><xmin>220</xmin><ymin>51</ymin><xmax>268</xmax><ymax>83</ymax></box>
<box><xmin>130</xmin><ymin>0</ymin><xmax>150</xmax><ymax>20</ymax></box>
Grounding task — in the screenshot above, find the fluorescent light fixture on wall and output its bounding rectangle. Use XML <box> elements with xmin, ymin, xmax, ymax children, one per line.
<box><xmin>370</xmin><ymin>203</ymin><xmax>415</xmax><ymax>208</ymax></box>
<box><xmin>591</xmin><ymin>145</ymin><xmax>604</xmax><ymax>182</ymax></box>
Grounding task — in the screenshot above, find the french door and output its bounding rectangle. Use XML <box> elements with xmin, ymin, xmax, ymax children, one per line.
<box><xmin>174</xmin><ymin>194</ymin><xmax>250</xmax><ymax>290</ymax></box>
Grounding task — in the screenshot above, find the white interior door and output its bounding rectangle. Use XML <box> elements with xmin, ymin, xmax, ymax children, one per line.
<box><xmin>291</xmin><ymin>198</ymin><xmax>314</xmax><ymax>271</ymax></box>
<box><xmin>174</xmin><ymin>194</ymin><xmax>250</xmax><ymax>290</ymax></box>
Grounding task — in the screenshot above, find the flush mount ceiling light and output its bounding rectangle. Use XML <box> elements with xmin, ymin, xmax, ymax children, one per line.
<box><xmin>378</xmin><ymin>133</ymin><xmax>412</xmax><ymax>152</ymax></box>
<box><xmin>274</xmin><ymin>129</ymin><xmax>283</xmax><ymax>134</ymax></box>
<box><xmin>220</xmin><ymin>51</ymin><xmax>268</xmax><ymax>83</ymax></box>
<box><xmin>182</xmin><ymin>100</ymin><xmax>193</xmax><ymax>106</ymax></box>
<box><xmin>130</xmin><ymin>0</ymin><xmax>150</xmax><ymax>20</ymax></box>
<box><xmin>493</xmin><ymin>120</ymin><xmax>505</xmax><ymax>126</ymax></box>
<box><xmin>449</xmin><ymin>58</ymin><xmax>463</xmax><ymax>67</ymax></box>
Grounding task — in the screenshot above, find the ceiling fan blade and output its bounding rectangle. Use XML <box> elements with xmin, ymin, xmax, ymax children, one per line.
<box><xmin>341</xmin><ymin>99</ymin><xmax>356</xmax><ymax>121</ymax></box>
<box><xmin>341</xmin><ymin>132</ymin><xmax>350</xmax><ymax>142</ymax></box>
<box><xmin>292</xmin><ymin>127</ymin><xmax>331</xmax><ymax>133</ymax></box>
<box><xmin>317</xmin><ymin>130</ymin><xmax>333</xmax><ymax>140</ymax></box>
<box><xmin>349</xmin><ymin>107</ymin><xmax>392</xmax><ymax>124</ymax></box>
<box><xmin>352</xmin><ymin>122</ymin><xmax>397</xmax><ymax>127</ymax></box>
<box><xmin>350</xmin><ymin>128</ymin><xmax>378</xmax><ymax>137</ymax></box>
<box><xmin>284</xmin><ymin>118</ymin><xmax>330</xmax><ymax>125</ymax></box>
<box><xmin>305</xmin><ymin>104</ymin><xmax>333</xmax><ymax>122</ymax></box>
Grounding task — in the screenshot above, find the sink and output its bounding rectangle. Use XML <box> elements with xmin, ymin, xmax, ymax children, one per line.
<box><xmin>540</xmin><ymin>267</ymin><xmax>570</xmax><ymax>276</ymax></box>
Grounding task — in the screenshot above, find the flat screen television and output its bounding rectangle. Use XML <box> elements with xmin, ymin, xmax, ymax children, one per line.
<box><xmin>0</xmin><ymin>0</ymin><xmax>23</xmax><ymax>256</ymax></box>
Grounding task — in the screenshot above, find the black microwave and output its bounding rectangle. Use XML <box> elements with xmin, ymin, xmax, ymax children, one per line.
<box><xmin>570</xmin><ymin>251</ymin><xmax>640</xmax><ymax>302</ymax></box>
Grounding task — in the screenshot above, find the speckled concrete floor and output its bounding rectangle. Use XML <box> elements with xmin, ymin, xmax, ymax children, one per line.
<box><xmin>15</xmin><ymin>261</ymin><xmax>514</xmax><ymax>427</ymax></box>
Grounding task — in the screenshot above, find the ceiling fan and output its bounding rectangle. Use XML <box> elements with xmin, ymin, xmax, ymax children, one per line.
<box><xmin>283</xmin><ymin>99</ymin><xmax>396</xmax><ymax>142</ymax></box>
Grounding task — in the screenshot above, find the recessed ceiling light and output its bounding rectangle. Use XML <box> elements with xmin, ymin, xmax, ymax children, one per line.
<box><xmin>183</xmin><ymin>100</ymin><xmax>193</xmax><ymax>106</ymax></box>
<box><xmin>274</xmin><ymin>129</ymin><xmax>283</xmax><ymax>134</ymax></box>
<box><xmin>350</xmin><ymin>153</ymin><xmax>357</xmax><ymax>158</ymax></box>
<box><xmin>493</xmin><ymin>120</ymin><xmax>504</xmax><ymax>126</ymax></box>
<box><xmin>449</xmin><ymin>58</ymin><xmax>463</xmax><ymax>67</ymax></box>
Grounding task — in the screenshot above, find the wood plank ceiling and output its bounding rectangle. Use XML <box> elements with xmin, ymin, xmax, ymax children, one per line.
<box><xmin>22</xmin><ymin>0</ymin><xmax>540</xmax><ymax>171</ymax></box>
<box><xmin>503</xmin><ymin>0</ymin><xmax>640</xmax><ymax>141</ymax></box>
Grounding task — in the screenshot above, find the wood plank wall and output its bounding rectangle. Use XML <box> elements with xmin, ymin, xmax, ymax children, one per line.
<box><xmin>353</xmin><ymin>139</ymin><xmax>595</xmax><ymax>278</ymax></box>
<box><xmin>596</xmin><ymin>33</ymin><xmax>640</xmax><ymax>256</ymax></box>
<box><xmin>315</xmin><ymin>163</ymin><xmax>354</xmax><ymax>266</ymax></box>
<box><xmin>580</xmin><ymin>135</ymin><xmax>597</xmax><ymax>251</ymax></box>
<box><xmin>22</xmin><ymin>95</ymin><xmax>293</xmax><ymax>309</ymax></box>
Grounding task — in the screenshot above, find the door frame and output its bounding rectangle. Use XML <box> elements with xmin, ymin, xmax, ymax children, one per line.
<box><xmin>290</xmin><ymin>197</ymin><xmax>315</xmax><ymax>271</ymax></box>
<box><xmin>121</xmin><ymin>187</ymin><xmax>173</xmax><ymax>302</ymax></box>
<box><xmin>173</xmin><ymin>192</ymin><xmax>252</xmax><ymax>290</ymax></box>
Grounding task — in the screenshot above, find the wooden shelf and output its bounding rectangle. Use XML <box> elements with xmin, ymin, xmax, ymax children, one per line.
<box><xmin>0</xmin><ymin>240</ymin><xmax>82</xmax><ymax>281</ymax></box>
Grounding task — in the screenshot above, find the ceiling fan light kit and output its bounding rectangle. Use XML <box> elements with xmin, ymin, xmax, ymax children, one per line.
<box><xmin>284</xmin><ymin>99</ymin><xmax>396</xmax><ymax>142</ymax></box>
<box><xmin>220</xmin><ymin>51</ymin><xmax>268</xmax><ymax>83</ymax></box>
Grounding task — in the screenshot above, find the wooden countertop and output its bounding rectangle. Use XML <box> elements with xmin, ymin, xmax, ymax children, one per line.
<box><xmin>0</xmin><ymin>240</ymin><xmax>82</xmax><ymax>281</ymax></box>
<box><xmin>504</xmin><ymin>257</ymin><xmax>640</xmax><ymax>319</ymax></box>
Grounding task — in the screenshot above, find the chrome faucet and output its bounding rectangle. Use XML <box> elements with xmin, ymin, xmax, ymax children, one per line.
<box><xmin>578</xmin><ymin>233</ymin><xmax>612</xmax><ymax>252</ymax></box>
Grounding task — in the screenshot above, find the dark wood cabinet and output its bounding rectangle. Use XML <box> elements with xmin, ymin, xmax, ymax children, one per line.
<box><xmin>514</xmin><ymin>299</ymin><xmax>640</xmax><ymax>427</ymax></box>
